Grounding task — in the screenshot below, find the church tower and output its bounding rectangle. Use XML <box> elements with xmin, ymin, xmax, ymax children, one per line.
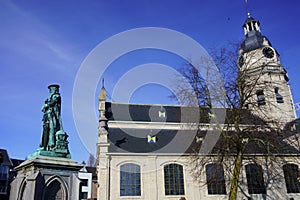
<box><xmin>238</xmin><ymin>13</ymin><xmax>296</xmax><ymax>125</ymax></box>
<box><xmin>96</xmin><ymin>83</ymin><xmax>110</xmax><ymax>200</ymax></box>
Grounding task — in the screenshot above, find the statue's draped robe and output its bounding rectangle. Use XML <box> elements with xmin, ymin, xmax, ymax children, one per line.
<box><xmin>40</xmin><ymin>93</ymin><xmax>62</xmax><ymax>150</ymax></box>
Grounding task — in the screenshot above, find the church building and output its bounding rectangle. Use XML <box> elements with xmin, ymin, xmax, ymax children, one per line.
<box><xmin>96</xmin><ymin>13</ymin><xmax>300</xmax><ymax>200</ymax></box>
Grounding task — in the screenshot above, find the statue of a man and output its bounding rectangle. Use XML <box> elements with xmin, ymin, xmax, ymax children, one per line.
<box><xmin>40</xmin><ymin>84</ymin><xmax>64</xmax><ymax>150</ymax></box>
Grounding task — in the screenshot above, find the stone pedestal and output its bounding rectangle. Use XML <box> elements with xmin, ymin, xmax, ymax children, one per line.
<box><xmin>9</xmin><ymin>156</ymin><xmax>82</xmax><ymax>200</ymax></box>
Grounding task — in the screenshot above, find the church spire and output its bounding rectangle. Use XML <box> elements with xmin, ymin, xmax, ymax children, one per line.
<box><xmin>238</xmin><ymin>8</ymin><xmax>296</xmax><ymax>124</ymax></box>
<box><xmin>240</xmin><ymin>13</ymin><xmax>266</xmax><ymax>53</ymax></box>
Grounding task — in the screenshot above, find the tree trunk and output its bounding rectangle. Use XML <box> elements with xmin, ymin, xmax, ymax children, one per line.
<box><xmin>228</xmin><ymin>152</ymin><xmax>243</xmax><ymax>200</ymax></box>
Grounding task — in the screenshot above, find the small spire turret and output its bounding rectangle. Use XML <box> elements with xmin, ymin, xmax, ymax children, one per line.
<box><xmin>98</xmin><ymin>78</ymin><xmax>107</xmax><ymax>123</ymax></box>
<box><xmin>240</xmin><ymin>13</ymin><xmax>267</xmax><ymax>53</ymax></box>
<box><xmin>243</xmin><ymin>12</ymin><xmax>261</xmax><ymax>36</ymax></box>
<box><xmin>99</xmin><ymin>79</ymin><xmax>106</xmax><ymax>101</ymax></box>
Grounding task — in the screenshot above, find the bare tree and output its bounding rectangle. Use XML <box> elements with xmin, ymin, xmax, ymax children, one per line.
<box><xmin>172</xmin><ymin>42</ymin><xmax>300</xmax><ymax>200</ymax></box>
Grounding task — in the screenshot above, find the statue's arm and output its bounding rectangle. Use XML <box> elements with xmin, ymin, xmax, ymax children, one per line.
<box><xmin>48</xmin><ymin>94</ymin><xmax>61</xmax><ymax>106</ymax></box>
<box><xmin>41</xmin><ymin>99</ymin><xmax>49</xmax><ymax>112</ymax></box>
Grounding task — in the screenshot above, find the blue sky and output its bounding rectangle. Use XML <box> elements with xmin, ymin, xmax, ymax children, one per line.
<box><xmin>1</xmin><ymin>0</ymin><xmax>300</xmax><ymax>163</ymax></box>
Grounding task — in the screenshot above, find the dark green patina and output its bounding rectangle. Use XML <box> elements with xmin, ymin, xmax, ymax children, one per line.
<box><xmin>29</xmin><ymin>84</ymin><xmax>71</xmax><ymax>159</ymax></box>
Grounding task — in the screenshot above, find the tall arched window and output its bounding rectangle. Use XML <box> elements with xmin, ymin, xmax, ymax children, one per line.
<box><xmin>283</xmin><ymin>164</ymin><xmax>300</xmax><ymax>193</ymax></box>
<box><xmin>120</xmin><ymin>163</ymin><xmax>141</xmax><ymax>196</ymax></box>
<box><xmin>164</xmin><ymin>163</ymin><xmax>185</xmax><ymax>195</ymax></box>
<box><xmin>206</xmin><ymin>163</ymin><xmax>226</xmax><ymax>194</ymax></box>
<box><xmin>245</xmin><ymin>164</ymin><xmax>266</xmax><ymax>194</ymax></box>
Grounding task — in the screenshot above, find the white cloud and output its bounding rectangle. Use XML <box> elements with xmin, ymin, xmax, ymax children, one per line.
<box><xmin>0</xmin><ymin>1</ymin><xmax>77</xmax><ymax>69</ymax></box>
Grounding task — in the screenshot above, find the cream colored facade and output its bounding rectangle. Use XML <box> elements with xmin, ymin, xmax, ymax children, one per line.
<box><xmin>96</xmin><ymin>100</ymin><xmax>300</xmax><ymax>200</ymax></box>
<box><xmin>96</xmin><ymin>14</ymin><xmax>300</xmax><ymax>200</ymax></box>
<box><xmin>97</xmin><ymin>153</ymin><xmax>300</xmax><ymax>199</ymax></box>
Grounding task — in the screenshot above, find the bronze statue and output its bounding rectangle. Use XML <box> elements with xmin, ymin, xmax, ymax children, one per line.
<box><xmin>28</xmin><ymin>84</ymin><xmax>70</xmax><ymax>158</ymax></box>
<box><xmin>40</xmin><ymin>84</ymin><xmax>64</xmax><ymax>150</ymax></box>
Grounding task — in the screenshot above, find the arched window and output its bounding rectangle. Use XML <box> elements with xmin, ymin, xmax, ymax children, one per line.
<box><xmin>275</xmin><ymin>87</ymin><xmax>284</xmax><ymax>103</ymax></box>
<box><xmin>120</xmin><ymin>163</ymin><xmax>141</xmax><ymax>196</ymax></box>
<box><xmin>283</xmin><ymin>164</ymin><xmax>300</xmax><ymax>193</ymax></box>
<box><xmin>245</xmin><ymin>164</ymin><xmax>266</xmax><ymax>194</ymax></box>
<box><xmin>44</xmin><ymin>179</ymin><xmax>64</xmax><ymax>200</ymax></box>
<box><xmin>164</xmin><ymin>163</ymin><xmax>185</xmax><ymax>195</ymax></box>
<box><xmin>206</xmin><ymin>163</ymin><xmax>226</xmax><ymax>194</ymax></box>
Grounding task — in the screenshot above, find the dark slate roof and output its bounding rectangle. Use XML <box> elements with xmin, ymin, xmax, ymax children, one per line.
<box><xmin>106</xmin><ymin>102</ymin><xmax>197</xmax><ymax>123</ymax></box>
<box><xmin>108</xmin><ymin>128</ymin><xmax>197</xmax><ymax>153</ymax></box>
<box><xmin>188</xmin><ymin>131</ymin><xmax>300</xmax><ymax>155</ymax></box>
<box><xmin>283</xmin><ymin>117</ymin><xmax>300</xmax><ymax>138</ymax></box>
<box><xmin>106</xmin><ymin>102</ymin><xmax>297</xmax><ymax>155</ymax></box>
<box><xmin>285</xmin><ymin>117</ymin><xmax>300</xmax><ymax>129</ymax></box>
<box><xmin>107</xmin><ymin>127</ymin><xmax>300</xmax><ymax>155</ymax></box>
<box><xmin>240</xmin><ymin>32</ymin><xmax>265</xmax><ymax>52</ymax></box>
<box><xmin>0</xmin><ymin>149</ymin><xmax>13</xmax><ymax>166</ymax></box>
<box><xmin>105</xmin><ymin>102</ymin><xmax>266</xmax><ymax>125</ymax></box>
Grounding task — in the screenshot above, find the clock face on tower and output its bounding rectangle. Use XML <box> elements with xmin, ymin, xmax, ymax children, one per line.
<box><xmin>262</xmin><ymin>47</ymin><xmax>275</xmax><ymax>58</ymax></box>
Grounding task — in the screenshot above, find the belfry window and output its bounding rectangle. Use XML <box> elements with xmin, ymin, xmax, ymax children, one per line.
<box><xmin>256</xmin><ymin>90</ymin><xmax>265</xmax><ymax>105</ymax></box>
<box><xmin>248</xmin><ymin>23</ymin><xmax>252</xmax><ymax>31</ymax></box>
<box><xmin>275</xmin><ymin>87</ymin><xmax>284</xmax><ymax>103</ymax></box>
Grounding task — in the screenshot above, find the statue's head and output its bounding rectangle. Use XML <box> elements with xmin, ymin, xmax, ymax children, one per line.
<box><xmin>48</xmin><ymin>84</ymin><xmax>60</xmax><ymax>94</ymax></box>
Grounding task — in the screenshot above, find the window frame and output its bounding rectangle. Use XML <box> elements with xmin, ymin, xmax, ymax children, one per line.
<box><xmin>274</xmin><ymin>87</ymin><xmax>284</xmax><ymax>103</ymax></box>
<box><xmin>206</xmin><ymin>163</ymin><xmax>226</xmax><ymax>195</ymax></box>
<box><xmin>120</xmin><ymin>163</ymin><xmax>141</xmax><ymax>197</ymax></box>
<box><xmin>283</xmin><ymin>164</ymin><xmax>300</xmax><ymax>193</ymax></box>
<box><xmin>245</xmin><ymin>164</ymin><xmax>266</xmax><ymax>194</ymax></box>
<box><xmin>163</xmin><ymin>163</ymin><xmax>185</xmax><ymax>196</ymax></box>
<box><xmin>256</xmin><ymin>90</ymin><xmax>266</xmax><ymax>105</ymax></box>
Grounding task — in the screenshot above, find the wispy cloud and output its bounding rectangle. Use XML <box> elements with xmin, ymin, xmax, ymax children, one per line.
<box><xmin>0</xmin><ymin>1</ymin><xmax>76</xmax><ymax>69</ymax></box>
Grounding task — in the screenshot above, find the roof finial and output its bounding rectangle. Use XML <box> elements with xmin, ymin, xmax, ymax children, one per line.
<box><xmin>99</xmin><ymin>78</ymin><xmax>106</xmax><ymax>100</ymax></box>
<box><xmin>102</xmin><ymin>78</ymin><xmax>105</xmax><ymax>88</ymax></box>
<box><xmin>248</xmin><ymin>12</ymin><xmax>251</xmax><ymax>18</ymax></box>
